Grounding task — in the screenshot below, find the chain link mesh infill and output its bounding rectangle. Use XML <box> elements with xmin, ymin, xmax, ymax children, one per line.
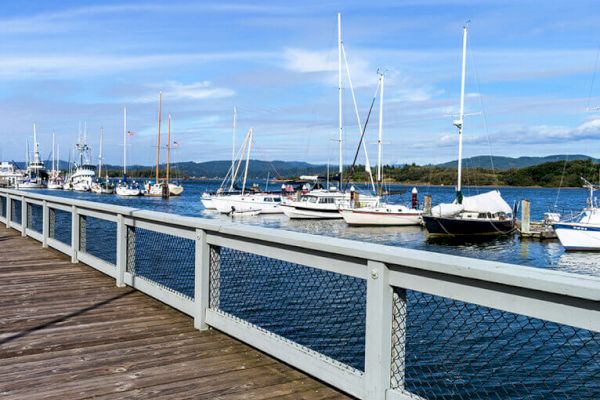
<box><xmin>48</xmin><ymin>208</ymin><xmax>71</xmax><ymax>245</ymax></box>
<box><xmin>26</xmin><ymin>203</ymin><xmax>43</xmax><ymax>233</ymax></box>
<box><xmin>80</xmin><ymin>216</ymin><xmax>117</xmax><ymax>265</ymax></box>
<box><xmin>126</xmin><ymin>227</ymin><xmax>195</xmax><ymax>299</ymax></box>
<box><xmin>0</xmin><ymin>196</ymin><xmax>6</xmax><ymax>218</ymax></box>
<box><xmin>209</xmin><ymin>246</ymin><xmax>367</xmax><ymax>372</ymax></box>
<box><xmin>391</xmin><ymin>290</ymin><xmax>600</xmax><ymax>399</ymax></box>
<box><xmin>11</xmin><ymin>199</ymin><xmax>21</xmax><ymax>224</ymax></box>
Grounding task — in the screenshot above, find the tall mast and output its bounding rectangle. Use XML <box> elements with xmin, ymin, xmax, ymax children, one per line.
<box><xmin>377</xmin><ymin>72</ymin><xmax>384</xmax><ymax>186</ymax></box>
<box><xmin>99</xmin><ymin>127</ymin><xmax>104</xmax><ymax>178</ymax></box>
<box><xmin>57</xmin><ymin>144</ymin><xmax>60</xmax><ymax>173</ymax></box>
<box><xmin>454</xmin><ymin>24</ymin><xmax>468</xmax><ymax>203</ymax></box>
<box><xmin>52</xmin><ymin>132</ymin><xmax>55</xmax><ymax>172</ymax></box>
<box><xmin>232</xmin><ymin>106</ymin><xmax>236</xmax><ymax>181</ymax></box>
<box><xmin>337</xmin><ymin>12</ymin><xmax>343</xmax><ymax>186</ymax></box>
<box><xmin>167</xmin><ymin>114</ymin><xmax>171</xmax><ymax>183</ymax></box>
<box><xmin>156</xmin><ymin>91</ymin><xmax>162</xmax><ymax>184</ymax></box>
<box><xmin>241</xmin><ymin>128</ymin><xmax>253</xmax><ymax>195</ymax></box>
<box><xmin>123</xmin><ymin>107</ymin><xmax>127</xmax><ymax>176</ymax></box>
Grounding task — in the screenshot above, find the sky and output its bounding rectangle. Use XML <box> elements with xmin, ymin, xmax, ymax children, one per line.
<box><xmin>1</xmin><ymin>0</ymin><xmax>600</xmax><ymax>166</ymax></box>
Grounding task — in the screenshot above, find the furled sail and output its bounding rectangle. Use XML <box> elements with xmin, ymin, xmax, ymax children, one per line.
<box><xmin>431</xmin><ymin>190</ymin><xmax>512</xmax><ymax>217</ymax></box>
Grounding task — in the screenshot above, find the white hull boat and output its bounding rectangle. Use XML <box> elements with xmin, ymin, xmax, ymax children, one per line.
<box><xmin>169</xmin><ymin>183</ymin><xmax>183</xmax><ymax>196</ymax></box>
<box><xmin>47</xmin><ymin>182</ymin><xmax>63</xmax><ymax>190</ymax></box>
<box><xmin>340</xmin><ymin>205</ymin><xmax>423</xmax><ymax>226</ymax></box>
<box><xmin>554</xmin><ymin>179</ymin><xmax>600</xmax><ymax>251</ymax></box>
<box><xmin>281</xmin><ymin>190</ymin><xmax>378</xmax><ymax>220</ymax></box>
<box><xmin>212</xmin><ymin>194</ymin><xmax>282</xmax><ymax>214</ymax></box>
<box><xmin>18</xmin><ymin>180</ymin><xmax>46</xmax><ymax>189</ymax></box>
<box><xmin>281</xmin><ymin>203</ymin><xmax>342</xmax><ymax>219</ymax></box>
<box><xmin>116</xmin><ymin>184</ymin><xmax>141</xmax><ymax>196</ymax></box>
<box><xmin>201</xmin><ymin>194</ymin><xmax>216</xmax><ymax>209</ymax></box>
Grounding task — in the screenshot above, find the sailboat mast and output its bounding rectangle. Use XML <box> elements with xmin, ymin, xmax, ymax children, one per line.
<box><xmin>52</xmin><ymin>132</ymin><xmax>55</xmax><ymax>172</ymax></box>
<box><xmin>377</xmin><ymin>72</ymin><xmax>384</xmax><ymax>185</ymax></box>
<box><xmin>156</xmin><ymin>91</ymin><xmax>162</xmax><ymax>184</ymax></box>
<box><xmin>123</xmin><ymin>107</ymin><xmax>127</xmax><ymax>176</ymax></box>
<box><xmin>57</xmin><ymin>144</ymin><xmax>60</xmax><ymax>173</ymax></box>
<box><xmin>167</xmin><ymin>114</ymin><xmax>171</xmax><ymax>183</ymax></box>
<box><xmin>241</xmin><ymin>128</ymin><xmax>253</xmax><ymax>195</ymax></box>
<box><xmin>337</xmin><ymin>12</ymin><xmax>343</xmax><ymax>186</ymax></box>
<box><xmin>455</xmin><ymin>25</ymin><xmax>468</xmax><ymax>202</ymax></box>
<box><xmin>99</xmin><ymin>127</ymin><xmax>104</xmax><ymax>178</ymax></box>
<box><xmin>232</xmin><ymin>106</ymin><xmax>236</xmax><ymax>183</ymax></box>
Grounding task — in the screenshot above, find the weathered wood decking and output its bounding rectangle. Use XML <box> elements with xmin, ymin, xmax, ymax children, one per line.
<box><xmin>0</xmin><ymin>227</ymin><xmax>350</xmax><ymax>399</ymax></box>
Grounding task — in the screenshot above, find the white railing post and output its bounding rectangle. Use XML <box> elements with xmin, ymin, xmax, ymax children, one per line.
<box><xmin>6</xmin><ymin>196</ymin><xmax>11</xmax><ymax>228</ymax></box>
<box><xmin>364</xmin><ymin>260</ymin><xmax>393</xmax><ymax>400</ymax></box>
<box><xmin>21</xmin><ymin>196</ymin><xmax>27</xmax><ymax>236</ymax></box>
<box><xmin>194</xmin><ymin>229</ymin><xmax>210</xmax><ymax>330</ymax></box>
<box><xmin>115</xmin><ymin>214</ymin><xmax>126</xmax><ymax>287</ymax></box>
<box><xmin>71</xmin><ymin>205</ymin><xmax>79</xmax><ymax>263</ymax></box>
<box><xmin>42</xmin><ymin>200</ymin><xmax>49</xmax><ymax>248</ymax></box>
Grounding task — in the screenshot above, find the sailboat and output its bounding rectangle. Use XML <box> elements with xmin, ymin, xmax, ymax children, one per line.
<box><xmin>422</xmin><ymin>25</ymin><xmax>515</xmax><ymax>236</ymax></box>
<box><xmin>18</xmin><ymin>124</ymin><xmax>48</xmax><ymax>189</ymax></box>
<box><xmin>116</xmin><ymin>108</ymin><xmax>142</xmax><ymax>196</ymax></box>
<box><xmin>340</xmin><ymin>72</ymin><xmax>423</xmax><ymax>226</ymax></box>
<box><xmin>211</xmin><ymin>128</ymin><xmax>283</xmax><ymax>215</ymax></box>
<box><xmin>201</xmin><ymin>107</ymin><xmax>239</xmax><ymax>209</ymax></box>
<box><xmin>281</xmin><ymin>13</ymin><xmax>378</xmax><ymax>219</ymax></box>
<box><xmin>165</xmin><ymin>114</ymin><xmax>183</xmax><ymax>196</ymax></box>
<box><xmin>47</xmin><ymin>133</ymin><xmax>64</xmax><ymax>189</ymax></box>
<box><xmin>91</xmin><ymin>128</ymin><xmax>114</xmax><ymax>194</ymax></box>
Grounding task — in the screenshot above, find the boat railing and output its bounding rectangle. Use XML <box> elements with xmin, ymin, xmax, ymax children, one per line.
<box><xmin>0</xmin><ymin>187</ymin><xmax>599</xmax><ymax>400</ymax></box>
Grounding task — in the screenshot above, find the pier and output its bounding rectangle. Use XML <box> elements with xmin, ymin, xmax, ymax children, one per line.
<box><xmin>1</xmin><ymin>188</ymin><xmax>599</xmax><ymax>399</ymax></box>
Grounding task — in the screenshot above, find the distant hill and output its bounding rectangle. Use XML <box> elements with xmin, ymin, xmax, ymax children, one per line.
<box><xmin>436</xmin><ymin>155</ymin><xmax>599</xmax><ymax>170</ymax></box>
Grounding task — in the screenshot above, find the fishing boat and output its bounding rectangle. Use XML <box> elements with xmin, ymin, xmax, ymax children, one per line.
<box><xmin>211</xmin><ymin>128</ymin><xmax>283</xmax><ymax>214</ymax></box>
<box><xmin>18</xmin><ymin>125</ymin><xmax>48</xmax><ymax>189</ymax></box>
<box><xmin>115</xmin><ymin>108</ymin><xmax>142</xmax><ymax>196</ymax></box>
<box><xmin>553</xmin><ymin>178</ymin><xmax>600</xmax><ymax>250</ymax></box>
<box><xmin>68</xmin><ymin>131</ymin><xmax>96</xmax><ymax>192</ymax></box>
<box><xmin>47</xmin><ymin>133</ymin><xmax>64</xmax><ymax>190</ymax></box>
<box><xmin>91</xmin><ymin>128</ymin><xmax>114</xmax><ymax>194</ymax></box>
<box><xmin>422</xmin><ymin>25</ymin><xmax>515</xmax><ymax>236</ymax></box>
<box><xmin>339</xmin><ymin>73</ymin><xmax>422</xmax><ymax>226</ymax></box>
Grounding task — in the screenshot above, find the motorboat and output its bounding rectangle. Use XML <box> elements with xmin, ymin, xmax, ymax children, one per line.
<box><xmin>554</xmin><ymin>178</ymin><xmax>600</xmax><ymax>250</ymax></box>
<box><xmin>212</xmin><ymin>193</ymin><xmax>282</xmax><ymax>214</ymax></box>
<box><xmin>340</xmin><ymin>204</ymin><xmax>422</xmax><ymax>226</ymax></box>
<box><xmin>17</xmin><ymin>125</ymin><xmax>47</xmax><ymax>189</ymax></box>
<box><xmin>0</xmin><ymin>161</ymin><xmax>25</xmax><ymax>188</ymax></box>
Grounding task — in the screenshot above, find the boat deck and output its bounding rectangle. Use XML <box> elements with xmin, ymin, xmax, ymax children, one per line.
<box><xmin>0</xmin><ymin>227</ymin><xmax>350</xmax><ymax>399</ymax></box>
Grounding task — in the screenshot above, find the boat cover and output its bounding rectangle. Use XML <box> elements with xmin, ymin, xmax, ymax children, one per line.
<box><xmin>431</xmin><ymin>190</ymin><xmax>512</xmax><ymax>217</ymax></box>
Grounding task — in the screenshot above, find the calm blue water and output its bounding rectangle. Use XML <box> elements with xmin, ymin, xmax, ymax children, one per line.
<box><xmin>24</xmin><ymin>182</ymin><xmax>600</xmax><ymax>399</ymax></box>
<box><xmin>33</xmin><ymin>181</ymin><xmax>600</xmax><ymax>277</ymax></box>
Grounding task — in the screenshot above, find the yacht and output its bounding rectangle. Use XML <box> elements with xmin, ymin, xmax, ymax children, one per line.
<box><xmin>553</xmin><ymin>179</ymin><xmax>600</xmax><ymax>250</ymax></box>
<box><xmin>212</xmin><ymin>193</ymin><xmax>282</xmax><ymax>214</ymax></box>
<box><xmin>422</xmin><ymin>25</ymin><xmax>515</xmax><ymax>236</ymax></box>
<box><xmin>18</xmin><ymin>126</ymin><xmax>47</xmax><ymax>189</ymax></box>
<box><xmin>0</xmin><ymin>161</ymin><xmax>25</xmax><ymax>188</ymax></box>
<box><xmin>68</xmin><ymin>136</ymin><xmax>96</xmax><ymax>192</ymax></box>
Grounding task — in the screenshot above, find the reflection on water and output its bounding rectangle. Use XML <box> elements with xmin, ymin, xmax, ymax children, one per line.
<box><xmin>30</xmin><ymin>181</ymin><xmax>600</xmax><ymax>277</ymax></box>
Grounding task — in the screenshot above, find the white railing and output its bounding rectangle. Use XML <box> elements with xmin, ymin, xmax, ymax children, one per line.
<box><xmin>0</xmin><ymin>188</ymin><xmax>599</xmax><ymax>400</ymax></box>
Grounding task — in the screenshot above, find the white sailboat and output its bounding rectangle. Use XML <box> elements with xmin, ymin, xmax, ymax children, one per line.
<box><xmin>18</xmin><ymin>124</ymin><xmax>48</xmax><ymax>189</ymax></box>
<box><xmin>340</xmin><ymin>73</ymin><xmax>423</xmax><ymax>226</ymax></box>
<box><xmin>166</xmin><ymin>114</ymin><xmax>184</xmax><ymax>196</ymax></box>
<box><xmin>91</xmin><ymin>128</ymin><xmax>114</xmax><ymax>194</ymax></box>
<box><xmin>211</xmin><ymin>128</ymin><xmax>283</xmax><ymax>215</ymax></box>
<box><xmin>116</xmin><ymin>107</ymin><xmax>142</xmax><ymax>196</ymax></box>
<box><xmin>281</xmin><ymin>13</ymin><xmax>378</xmax><ymax>219</ymax></box>
<box><xmin>422</xmin><ymin>25</ymin><xmax>515</xmax><ymax>236</ymax></box>
<box><xmin>554</xmin><ymin>178</ymin><xmax>600</xmax><ymax>250</ymax></box>
<box><xmin>48</xmin><ymin>133</ymin><xmax>64</xmax><ymax>190</ymax></box>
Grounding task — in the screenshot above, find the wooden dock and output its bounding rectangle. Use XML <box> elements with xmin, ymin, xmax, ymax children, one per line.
<box><xmin>0</xmin><ymin>227</ymin><xmax>349</xmax><ymax>400</ymax></box>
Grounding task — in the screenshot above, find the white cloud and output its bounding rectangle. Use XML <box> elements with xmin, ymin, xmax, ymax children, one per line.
<box><xmin>134</xmin><ymin>81</ymin><xmax>234</xmax><ymax>103</ymax></box>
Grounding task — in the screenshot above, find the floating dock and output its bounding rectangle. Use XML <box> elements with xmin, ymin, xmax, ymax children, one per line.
<box><xmin>518</xmin><ymin>199</ymin><xmax>558</xmax><ymax>240</ymax></box>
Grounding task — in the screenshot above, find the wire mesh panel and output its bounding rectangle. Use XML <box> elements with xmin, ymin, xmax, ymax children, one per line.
<box><xmin>0</xmin><ymin>196</ymin><xmax>6</xmax><ymax>218</ymax></box>
<box><xmin>11</xmin><ymin>199</ymin><xmax>22</xmax><ymax>225</ymax></box>
<box><xmin>126</xmin><ymin>227</ymin><xmax>195</xmax><ymax>299</ymax></box>
<box><xmin>49</xmin><ymin>208</ymin><xmax>71</xmax><ymax>246</ymax></box>
<box><xmin>391</xmin><ymin>290</ymin><xmax>600</xmax><ymax>399</ymax></box>
<box><xmin>26</xmin><ymin>203</ymin><xmax>43</xmax><ymax>233</ymax></box>
<box><xmin>209</xmin><ymin>246</ymin><xmax>367</xmax><ymax>372</ymax></box>
<box><xmin>80</xmin><ymin>216</ymin><xmax>117</xmax><ymax>265</ymax></box>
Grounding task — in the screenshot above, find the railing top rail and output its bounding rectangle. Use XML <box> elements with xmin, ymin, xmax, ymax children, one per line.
<box><xmin>2</xmin><ymin>187</ymin><xmax>600</xmax><ymax>302</ymax></box>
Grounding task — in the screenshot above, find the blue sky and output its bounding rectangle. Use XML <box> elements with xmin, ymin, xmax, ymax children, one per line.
<box><xmin>1</xmin><ymin>0</ymin><xmax>600</xmax><ymax>166</ymax></box>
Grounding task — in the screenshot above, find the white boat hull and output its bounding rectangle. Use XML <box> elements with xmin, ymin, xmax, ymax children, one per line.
<box><xmin>281</xmin><ymin>204</ymin><xmax>342</xmax><ymax>219</ymax></box>
<box><xmin>116</xmin><ymin>187</ymin><xmax>141</xmax><ymax>196</ymax></box>
<box><xmin>212</xmin><ymin>196</ymin><xmax>282</xmax><ymax>214</ymax></box>
<box><xmin>169</xmin><ymin>183</ymin><xmax>184</xmax><ymax>196</ymax></box>
<box><xmin>47</xmin><ymin>183</ymin><xmax>63</xmax><ymax>190</ymax></box>
<box><xmin>201</xmin><ymin>198</ymin><xmax>216</xmax><ymax>209</ymax></box>
<box><xmin>18</xmin><ymin>182</ymin><xmax>46</xmax><ymax>189</ymax></box>
<box><xmin>340</xmin><ymin>206</ymin><xmax>423</xmax><ymax>226</ymax></box>
<box><xmin>554</xmin><ymin>222</ymin><xmax>600</xmax><ymax>251</ymax></box>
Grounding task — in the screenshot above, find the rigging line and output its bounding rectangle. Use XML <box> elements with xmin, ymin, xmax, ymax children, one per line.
<box><xmin>467</xmin><ymin>31</ymin><xmax>498</xmax><ymax>186</ymax></box>
<box><xmin>554</xmin><ymin>154</ymin><xmax>569</xmax><ymax>209</ymax></box>
<box><xmin>586</xmin><ymin>44</ymin><xmax>600</xmax><ymax>111</ymax></box>
<box><xmin>341</xmin><ymin>43</ymin><xmax>376</xmax><ymax>192</ymax></box>
<box><xmin>343</xmin><ymin>79</ymin><xmax>381</xmax><ymax>192</ymax></box>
